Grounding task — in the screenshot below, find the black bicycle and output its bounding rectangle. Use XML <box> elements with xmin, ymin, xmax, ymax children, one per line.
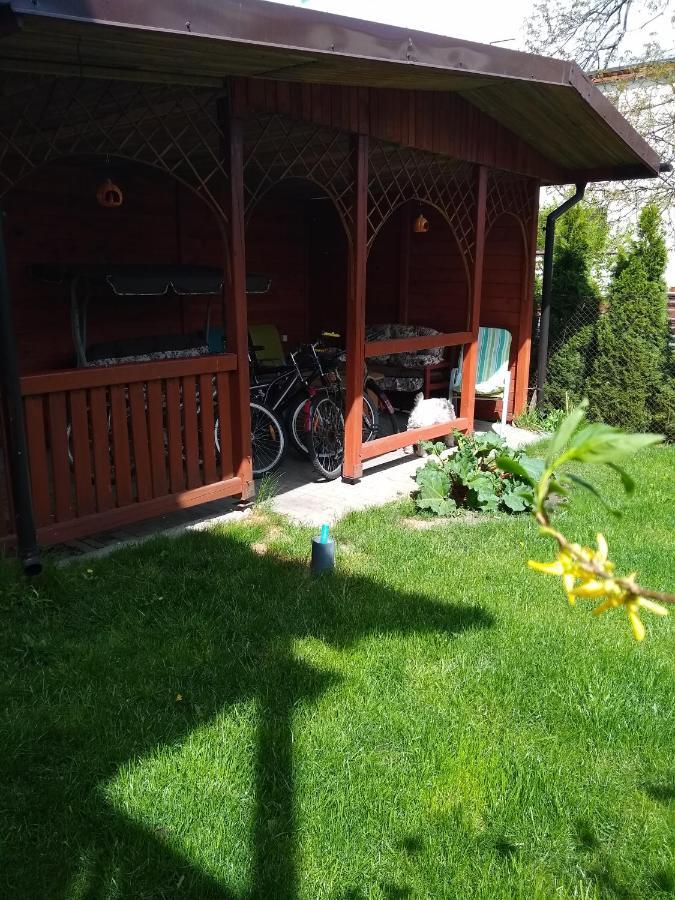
<box><xmin>305</xmin><ymin>349</ymin><xmax>400</xmax><ymax>481</ymax></box>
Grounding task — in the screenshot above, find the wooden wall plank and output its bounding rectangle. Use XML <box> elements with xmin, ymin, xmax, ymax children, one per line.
<box><xmin>47</xmin><ymin>392</ymin><xmax>73</xmax><ymax>522</ymax></box>
<box><xmin>23</xmin><ymin>396</ymin><xmax>51</xmax><ymax>527</ymax></box>
<box><xmin>128</xmin><ymin>382</ymin><xmax>152</xmax><ymax>503</ymax></box>
<box><xmin>146</xmin><ymin>379</ymin><xmax>168</xmax><ymax>498</ymax></box>
<box><xmin>109</xmin><ymin>385</ymin><xmax>133</xmax><ymax>508</ymax></box>
<box><xmin>216</xmin><ymin>372</ymin><xmax>234</xmax><ymax>480</ymax></box>
<box><xmin>89</xmin><ymin>386</ymin><xmax>113</xmax><ymax>513</ymax></box>
<box><xmin>199</xmin><ymin>373</ymin><xmax>217</xmax><ymax>485</ymax></box>
<box><xmin>35</xmin><ymin>477</ymin><xmax>243</xmax><ymax>548</ymax></box>
<box><xmin>69</xmin><ymin>388</ymin><xmax>95</xmax><ymax>517</ymax></box>
<box><xmin>164</xmin><ymin>377</ymin><xmax>185</xmax><ymax>493</ymax></box>
<box><xmin>181</xmin><ymin>375</ymin><xmax>201</xmax><ymax>490</ymax></box>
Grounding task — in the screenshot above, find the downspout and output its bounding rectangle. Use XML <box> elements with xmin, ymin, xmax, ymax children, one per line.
<box><xmin>0</xmin><ymin>210</ymin><xmax>42</xmax><ymax>575</ymax></box>
<box><xmin>536</xmin><ymin>183</ymin><xmax>587</xmax><ymax>411</ymax></box>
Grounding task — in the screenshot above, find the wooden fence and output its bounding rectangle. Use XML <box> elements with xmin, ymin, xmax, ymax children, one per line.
<box><xmin>10</xmin><ymin>354</ymin><xmax>242</xmax><ymax>546</ymax></box>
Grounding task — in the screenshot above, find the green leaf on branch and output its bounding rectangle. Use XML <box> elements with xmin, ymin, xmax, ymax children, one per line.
<box><xmin>607</xmin><ymin>462</ymin><xmax>635</xmax><ymax>496</ymax></box>
<box><xmin>545</xmin><ymin>399</ymin><xmax>588</xmax><ymax>467</ymax></box>
<box><xmin>564</xmin><ymin>423</ymin><xmax>663</xmax><ymax>466</ymax></box>
<box><xmin>566</xmin><ymin>472</ymin><xmax>622</xmax><ymax>517</ymax></box>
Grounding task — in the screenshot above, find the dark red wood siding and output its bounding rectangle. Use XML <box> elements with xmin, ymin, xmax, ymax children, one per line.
<box><xmin>4</xmin><ymin>164</ymin><xmax>225</xmax><ymax>374</ymax></box>
<box><xmin>367</xmin><ymin>204</ymin><xmax>469</xmax><ymax>335</ymax></box>
<box><xmin>232</xmin><ymin>78</ymin><xmax>564</xmax><ymax>183</ymax></box>
<box><xmin>479</xmin><ymin>213</ymin><xmax>529</xmax><ymax>418</ymax></box>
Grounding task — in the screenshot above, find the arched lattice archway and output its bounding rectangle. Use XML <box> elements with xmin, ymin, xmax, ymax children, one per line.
<box><xmin>367</xmin><ymin>140</ymin><xmax>476</xmax><ymax>265</ymax></box>
<box><xmin>366</xmin><ymin>200</ymin><xmax>471</xmax><ymax>333</ymax></box>
<box><xmin>0</xmin><ymin>75</ymin><xmax>230</xmax><ymax>222</ymax></box>
<box><xmin>242</xmin><ymin>114</ymin><xmax>354</xmax><ymax>244</ymax></box>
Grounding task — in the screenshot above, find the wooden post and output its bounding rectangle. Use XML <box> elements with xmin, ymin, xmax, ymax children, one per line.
<box><xmin>397</xmin><ymin>209</ymin><xmax>410</xmax><ymax>323</ymax></box>
<box><xmin>0</xmin><ymin>210</ymin><xmax>41</xmax><ymax>572</ymax></box>
<box><xmin>342</xmin><ymin>133</ymin><xmax>368</xmax><ymax>484</ymax></box>
<box><xmin>222</xmin><ymin>95</ymin><xmax>254</xmax><ymax>499</ymax></box>
<box><xmin>514</xmin><ymin>182</ymin><xmax>540</xmax><ymax>416</ymax></box>
<box><xmin>460</xmin><ymin>165</ymin><xmax>488</xmax><ymax>431</ymax></box>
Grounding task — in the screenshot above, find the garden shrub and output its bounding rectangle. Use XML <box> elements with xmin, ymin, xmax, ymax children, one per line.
<box><xmin>412</xmin><ymin>431</ymin><xmax>541</xmax><ymax>516</ymax></box>
<box><xmin>541</xmin><ymin>201</ymin><xmax>608</xmax><ymax>413</ymax></box>
<box><xmin>513</xmin><ymin>406</ymin><xmax>566</xmax><ymax>433</ymax></box>
<box><xmin>545</xmin><ymin>323</ymin><xmax>595</xmax><ymax>411</ymax></box>
<box><xmin>651</xmin><ymin>367</ymin><xmax>675</xmax><ymax>442</ymax></box>
<box><xmin>586</xmin><ymin>205</ymin><xmax>670</xmax><ymax>434</ymax></box>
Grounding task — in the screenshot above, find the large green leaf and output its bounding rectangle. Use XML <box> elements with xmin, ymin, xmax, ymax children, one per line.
<box><xmin>496</xmin><ymin>454</ymin><xmax>544</xmax><ymax>486</ymax></box>
<box><xmin>565</xmin><ymin>472</ymin><xmax>622</xmax><ymax>517</ymax></box>
<box><xmin>502</xmin><ymin>485</ymin><xmax>532</xmax><ymax>512</ymax></box>
<box><xmin>416</xmin><ymin>496</ymin><xmax>457</xmax><ymax>516</ymax></box>
<box><xmin>415</xmin><ymin>465</ymin><xmax>450</xmax><ymax>501</ymax></box>
<box><xmin>565</xmin><ymin>424</ymin><xmax>663</xmax><ymax>465</ymax></box>
<box><xmin>546</xmin><ymin>400</ymin><xmax>588</xmax><ymax>467</ymax></box>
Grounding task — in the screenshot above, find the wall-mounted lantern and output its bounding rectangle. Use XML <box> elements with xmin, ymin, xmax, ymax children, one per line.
<box><xmin>413</xmin><ymin>213</ymin><xmax>429</xmax><ymax>233</ymax></box>
<box><xmin>96</xmin><ymin>178</ymin><xmax>124</xmax><ymax>208</ymax></box>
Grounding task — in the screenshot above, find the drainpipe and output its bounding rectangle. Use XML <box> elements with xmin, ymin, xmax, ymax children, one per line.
<box><xmin>0</xmin><ymin>210</ymin><xmax>42</xmax><ymax>576</ymax></box>
<box><xmin>536</xmin><ymin>183</ymin><xmax>587</xmax><ymax>411</ymax></box>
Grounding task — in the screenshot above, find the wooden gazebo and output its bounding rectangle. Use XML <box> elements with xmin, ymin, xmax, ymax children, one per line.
<box><xmin>0</xmin><ymin>0</ymin><xmax>660</xmax><ymax>560</ymax></box>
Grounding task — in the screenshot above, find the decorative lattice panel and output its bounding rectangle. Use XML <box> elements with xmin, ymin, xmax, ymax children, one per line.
<box><xmin>0</xmin><ymin>75</ymin><xmax>229</xmax><ymax>219</ymax></box>
<box><xmin>485</xmin><ymin>171</ymin><xmax>537</xmax><ymax>235</ymax></box>
<box><xmin>242</xmin><ymin>115</ymin><xmax>354</xmax><ymax>231</ymax></box>
<box><xmin>367</xmin><ymin>140</ymin><xmax>476</xmax><ymax>260</ymax></box>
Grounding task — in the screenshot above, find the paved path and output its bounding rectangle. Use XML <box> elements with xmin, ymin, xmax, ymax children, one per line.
<box><xmin>269</xmin><ymin>420</ymin><xmax>544</xmax><ymax>526</ymax></box>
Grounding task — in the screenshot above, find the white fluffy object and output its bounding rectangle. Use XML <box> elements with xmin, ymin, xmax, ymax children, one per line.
<box><xmin>406</xmin><ymin>393</ymin><xmax>457</xmax><ymax>455</ymax></box>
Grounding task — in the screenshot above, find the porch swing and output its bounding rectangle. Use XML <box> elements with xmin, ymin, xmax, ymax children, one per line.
<box><xmin>29</xmin><ymin>263</ymin><xmax>270</xmax><ymax>368</ymax></box>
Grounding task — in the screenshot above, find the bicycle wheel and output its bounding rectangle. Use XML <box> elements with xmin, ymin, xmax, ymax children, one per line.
<box><xmin>307</xmin><ymin>392</ymin><xmax>344</xmax><ymax>480</ymax></box>
<box><xmin>361</xmin><ymin>391</ymin><xmax>379</xmax><ymax>443</ymax></box>
<box><xmin>249</xmin><ymin>401</ymin><xmax>286</xmax><ymax>476</ymax></box>
<box><xmin>287</xmin><ymin>394</ymin><xmax>312</xmax><ymax>457</ymax></box>
<box><xmin>365</xmin><ymin>378</ymin><xmax>399</xmax><ymax>439</ymax></box>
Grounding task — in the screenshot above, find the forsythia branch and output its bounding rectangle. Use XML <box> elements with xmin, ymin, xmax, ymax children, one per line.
<box><xmin>522</xmin><ymin>404</ymin><xmax>672</xmax><ymax>640</ymax></box>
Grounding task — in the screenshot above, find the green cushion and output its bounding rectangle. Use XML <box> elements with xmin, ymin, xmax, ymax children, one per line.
<box><xmin>249</xmin><ymin>324</ymin><xmax>285</xmax><ymax>367</ymax></box>
<box><xmin>453</xmin><ymin>327</ymin><xmax>512</xmax><ymax>396</ymax></box>
<box><xmin>476</xmin><ymin>327</ymin><xmax>511</xmax><ymax>386</ymax></box>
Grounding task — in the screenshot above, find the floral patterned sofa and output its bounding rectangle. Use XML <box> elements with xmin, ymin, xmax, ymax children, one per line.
<box><xmin>365</xmin><ymin>323</ymin><xmax>452</xmax><ymax>395</ymax></box>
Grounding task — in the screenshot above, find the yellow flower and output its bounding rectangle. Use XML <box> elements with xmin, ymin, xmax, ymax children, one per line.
<box><xmin>592</xmin><ymin>590</ymin><xmax>668</xmax><ymax>642</ymax></box>
<box><xmin>529</xmin><ymin>530</ymin><xmax>668</xmax><ymax>640</ymax></box>
<box><xmin>528</xmin><ymin>533</ymin><xmax>610</xmax><ymax>605</ymax></box>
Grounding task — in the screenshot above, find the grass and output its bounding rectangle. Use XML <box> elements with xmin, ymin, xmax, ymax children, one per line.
<box><xmin>1</xmin><ymin>446</ymin><xmax>674</xmax><ymax>899</ymax></box>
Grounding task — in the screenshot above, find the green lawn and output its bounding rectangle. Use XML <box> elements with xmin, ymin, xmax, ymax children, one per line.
<box><xmin>1</xmin><ymin>446</ymin><xmax>674</xmax><ymax>899</ymax></box>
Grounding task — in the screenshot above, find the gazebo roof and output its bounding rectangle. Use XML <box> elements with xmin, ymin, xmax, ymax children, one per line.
<box><xmin>0</xmin><ymin>0</ymin><xmax>661</xmax><ymax>181</ymax></box>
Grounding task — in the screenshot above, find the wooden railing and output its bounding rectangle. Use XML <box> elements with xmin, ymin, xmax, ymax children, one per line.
<box><xmin>362</xmin><ymin>330</ymin><xmax>472</xmax><ymax>460</ymax></box>
<box><xmin>18</xmin><ymin>354</ymin><xmax>242</xmax><ymax>545</ymax></box>
<box><xmin>364</xmin><ymin>331</ymin><xmax>472</xmax><ymax>359</ymax></box>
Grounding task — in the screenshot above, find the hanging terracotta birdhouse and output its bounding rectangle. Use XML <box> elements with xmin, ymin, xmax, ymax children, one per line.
<box><xmin>413</xmin><ymin>213</ymin><xmax>429</xmax><ymax>233</ymax></box>
<box><xmin>96</xmin><ymin>178</ymin><xmax>124</xmax><ymax>208</ymax></box>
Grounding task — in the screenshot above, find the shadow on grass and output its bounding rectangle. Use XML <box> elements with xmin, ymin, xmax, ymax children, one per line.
<box><xmin>1</xmin><ymin>528</ymin><xmax>493</xmax><ymax>899</ymax></box>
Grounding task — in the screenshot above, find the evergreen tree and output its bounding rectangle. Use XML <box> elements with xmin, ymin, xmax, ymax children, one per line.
<box><xmin>543</xmin><ymin>202</ymin><xmax>607</xmax><ymax>411</ymax></box>
<box><xmin>587</xmin><ymin>205</ymin><xmax>670</xmax><ymax>434</ymax></box>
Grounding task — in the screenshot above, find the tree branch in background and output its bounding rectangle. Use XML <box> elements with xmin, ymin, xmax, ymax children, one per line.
<box><xmin>526</xmin><ymin>0</ymin><xmax>672</xmax><ymax>69</ymax></box>
<box><xmin>528</xmin><ymin>0</ymin><xmax>674</xmax><ymax>261</ymax></box>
